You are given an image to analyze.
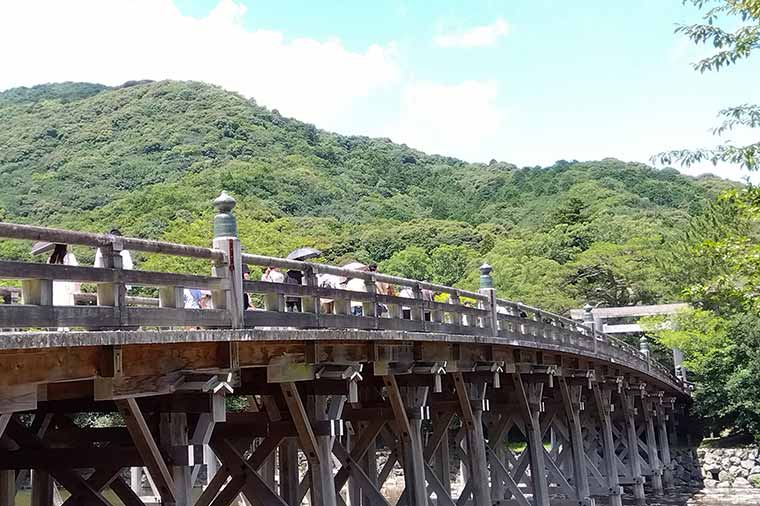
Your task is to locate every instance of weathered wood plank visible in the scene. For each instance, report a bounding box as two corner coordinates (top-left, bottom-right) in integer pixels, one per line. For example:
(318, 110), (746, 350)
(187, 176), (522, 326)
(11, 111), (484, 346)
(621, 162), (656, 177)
(115, 398), (176, 504)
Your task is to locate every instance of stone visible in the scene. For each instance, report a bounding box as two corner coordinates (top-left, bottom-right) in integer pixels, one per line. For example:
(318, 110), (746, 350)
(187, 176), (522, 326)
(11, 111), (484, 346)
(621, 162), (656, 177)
(717, 481), (732, 488)
(751, 466), (760, 475)
(703, 479), (718, 488)
(718, 470), (733, 482)
(729, 465), (742, 476)
(704, 463), (721, 473)
(734, 477), (752, 488)
(730, 456), (742, 465)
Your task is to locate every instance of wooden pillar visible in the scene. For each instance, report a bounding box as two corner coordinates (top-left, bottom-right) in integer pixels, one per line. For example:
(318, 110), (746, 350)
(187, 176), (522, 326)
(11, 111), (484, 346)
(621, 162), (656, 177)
(655, 400), (674, 490)
(383, 376), (427, 506)
(160, 413), (192, 506)
(453, 373), (490, 506)
(346, 430), (361, 506)
(279, 439), (299, 505)
(314, 396), (339, 506)
(515, 375), (550, 506)
(362, 427), (378, 506)
(620, 390), (645, 503)
(642, 397), (663, 495)
(0, 470), (14, 506)
(433, 424), (451, 499)
(558, 378), (592, 505)
(281, 383), (336, 506)
(592, 384), (622, 506)
(30, 471), (53, 506)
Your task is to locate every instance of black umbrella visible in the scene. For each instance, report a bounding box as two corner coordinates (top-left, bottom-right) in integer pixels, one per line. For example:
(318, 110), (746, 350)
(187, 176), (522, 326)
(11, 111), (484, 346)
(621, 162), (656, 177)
(287, 247), (322, 261)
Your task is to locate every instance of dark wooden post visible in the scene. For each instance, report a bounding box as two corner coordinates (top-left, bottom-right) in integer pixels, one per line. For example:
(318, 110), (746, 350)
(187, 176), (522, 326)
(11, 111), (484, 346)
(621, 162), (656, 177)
(453, 373), (490, 506)
(160, 413), (192, 506)
(642, 396), (664, 495)
(620, 388), (646, 503)
(383, 375), (427, 506)
(29, 471), (53, 506)
(514, 374), (550, 506)
(558, 377), (592, 505)
(280, 383), (337, 506)
(592, 383), (622, 506)
(279, 439), (299, 505)
(655, 399), (674, 490)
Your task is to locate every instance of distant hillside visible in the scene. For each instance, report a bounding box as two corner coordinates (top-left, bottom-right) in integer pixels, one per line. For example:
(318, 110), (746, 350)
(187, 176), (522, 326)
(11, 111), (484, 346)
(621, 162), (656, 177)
(0, 80), (740, 312)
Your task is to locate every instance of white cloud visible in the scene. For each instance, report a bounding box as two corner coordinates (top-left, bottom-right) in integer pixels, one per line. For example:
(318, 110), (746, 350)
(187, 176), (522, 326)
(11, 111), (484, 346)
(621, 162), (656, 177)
(385, 80), (505, 162)
(433, 18), (509, 48)
(0, 0), (400, 127)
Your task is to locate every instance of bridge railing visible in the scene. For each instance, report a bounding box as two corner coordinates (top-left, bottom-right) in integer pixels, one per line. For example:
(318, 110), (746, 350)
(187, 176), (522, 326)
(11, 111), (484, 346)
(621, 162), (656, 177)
(0, 222), (233, 329)
(241, 253), (492, 334)
(0, 192), (684, 392)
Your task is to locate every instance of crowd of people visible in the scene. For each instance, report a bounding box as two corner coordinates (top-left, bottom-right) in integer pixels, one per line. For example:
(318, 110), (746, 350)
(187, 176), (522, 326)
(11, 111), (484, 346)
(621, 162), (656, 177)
(32, 235), (448, 322)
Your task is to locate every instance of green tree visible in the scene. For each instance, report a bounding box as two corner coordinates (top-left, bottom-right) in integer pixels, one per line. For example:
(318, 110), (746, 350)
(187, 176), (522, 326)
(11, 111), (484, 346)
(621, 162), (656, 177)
(655, 0), (760, 170)
(379, 246), (432, 281)
(429, 244), (478, 286)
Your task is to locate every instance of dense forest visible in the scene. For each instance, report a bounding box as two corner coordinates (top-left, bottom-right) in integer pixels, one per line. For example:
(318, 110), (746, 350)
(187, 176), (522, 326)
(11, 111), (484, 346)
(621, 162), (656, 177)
(0, 80), (736, 307)
(0, 79), (756, 438)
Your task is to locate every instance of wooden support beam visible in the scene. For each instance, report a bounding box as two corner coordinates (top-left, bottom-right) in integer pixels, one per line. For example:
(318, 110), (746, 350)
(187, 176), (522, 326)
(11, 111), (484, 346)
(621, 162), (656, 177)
(654, 400), (674, 490)
(161, 413), (192, 506)
(619, 389), (645, 503)
(279, 439), (300, 506)
(642, 397), (663, 495)
(3, 418), (111, 506)
(452, 373), (490, 506)
(60, 467), (121, 506)
(115, 398), (177, 504)
(30, 471), (53, 506)
(514, 373), (550, 506)
(334, 419), (385, 491)
(396, 410), (455, 506)
(332, 443), (390, 506)
(110, 476), (148, 506)
(382, 375), (427, 506)
(280, 383), (336, 506)
(200, 433), (284, 506)
(558, 377), (592, 505)
(592, 383), (623, 506)
(212, 438), (288, 506)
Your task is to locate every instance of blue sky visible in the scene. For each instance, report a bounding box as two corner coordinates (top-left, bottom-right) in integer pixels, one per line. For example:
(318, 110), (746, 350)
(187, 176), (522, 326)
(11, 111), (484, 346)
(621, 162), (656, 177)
(2, 0), (758, 180)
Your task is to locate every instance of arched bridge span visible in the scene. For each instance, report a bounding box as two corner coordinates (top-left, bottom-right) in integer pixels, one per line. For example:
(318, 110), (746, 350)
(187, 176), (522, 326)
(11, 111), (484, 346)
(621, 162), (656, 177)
(0, 193), (690, 506)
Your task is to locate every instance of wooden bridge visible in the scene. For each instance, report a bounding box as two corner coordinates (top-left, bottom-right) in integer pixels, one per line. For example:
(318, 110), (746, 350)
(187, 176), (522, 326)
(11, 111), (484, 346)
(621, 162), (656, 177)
(0, 192), (690, 506)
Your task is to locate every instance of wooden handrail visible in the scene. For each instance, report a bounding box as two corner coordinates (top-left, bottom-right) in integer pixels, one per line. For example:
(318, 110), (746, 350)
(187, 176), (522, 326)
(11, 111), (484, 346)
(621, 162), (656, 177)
(0, 222), (225, 261)
(242, 253), (485, 300)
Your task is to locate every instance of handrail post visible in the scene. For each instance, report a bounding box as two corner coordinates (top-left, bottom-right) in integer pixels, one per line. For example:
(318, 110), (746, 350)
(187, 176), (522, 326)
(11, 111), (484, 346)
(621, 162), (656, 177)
(478, 263), (498, 335)
(640, 336), (651, 371)
(211, 192), (243, 329)
(97, 237), (126, 327)
(583, 304), (598, 354)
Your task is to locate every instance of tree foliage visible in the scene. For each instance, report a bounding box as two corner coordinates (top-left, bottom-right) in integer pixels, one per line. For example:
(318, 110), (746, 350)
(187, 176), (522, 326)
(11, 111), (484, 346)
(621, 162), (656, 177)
(654, 0), (760, 170)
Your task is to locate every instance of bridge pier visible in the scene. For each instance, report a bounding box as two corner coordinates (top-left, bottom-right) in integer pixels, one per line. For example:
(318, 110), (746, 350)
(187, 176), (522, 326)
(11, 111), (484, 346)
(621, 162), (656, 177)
(619, 388), (646, 504)
(641, 395), (664, 495)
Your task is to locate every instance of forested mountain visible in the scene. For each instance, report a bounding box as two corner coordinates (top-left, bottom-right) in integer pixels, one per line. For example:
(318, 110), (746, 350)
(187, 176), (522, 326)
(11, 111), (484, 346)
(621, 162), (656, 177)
(0, 80), (738, 313)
